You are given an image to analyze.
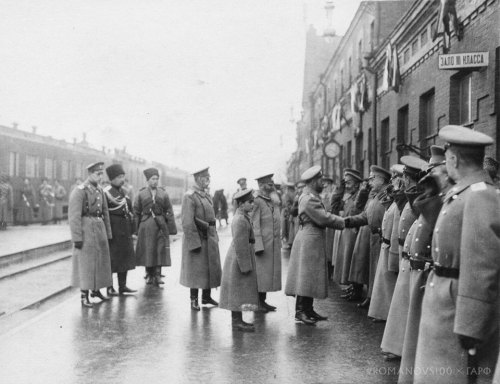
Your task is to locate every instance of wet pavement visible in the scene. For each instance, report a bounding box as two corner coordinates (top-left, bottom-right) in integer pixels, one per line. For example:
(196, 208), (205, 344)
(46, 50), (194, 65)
(0, 223), (400, 384)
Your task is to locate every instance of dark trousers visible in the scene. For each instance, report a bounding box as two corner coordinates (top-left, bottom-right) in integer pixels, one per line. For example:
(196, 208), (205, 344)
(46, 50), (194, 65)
(295, 295), (314, 312)
(146, 266), (161, 276)
(190, 288), (212, 300)
(117, 272), (127, 288)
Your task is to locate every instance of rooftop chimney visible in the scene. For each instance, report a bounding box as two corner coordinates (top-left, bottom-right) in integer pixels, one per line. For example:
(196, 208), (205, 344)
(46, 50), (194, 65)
(32, 126), (37, 134)
(12, 122), (18, 130)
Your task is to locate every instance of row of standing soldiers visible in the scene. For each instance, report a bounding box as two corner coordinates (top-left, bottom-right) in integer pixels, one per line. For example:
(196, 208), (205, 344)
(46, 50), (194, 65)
(324, 125), (500, 384)
(0, 176), (68, 228)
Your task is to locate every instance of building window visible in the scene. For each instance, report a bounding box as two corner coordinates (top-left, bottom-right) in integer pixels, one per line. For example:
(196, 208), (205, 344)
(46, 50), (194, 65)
(420, 29), (428, 46)
(397, 105), (409, 157)
(381, 118), (390, 169)
(411, 39), (419, 55)
(9, 152), (20, 177)
(370, 21), (375, 51)
(334, 79), (337, 103)
(26, 155), (40, 178)
(358, 40), (363, 71)
(430, 20), (438, 39)
(419, 89), (435, 149)
(348, 57), (352, 85)
(75, 162), (83, 179)
(347, 140), (352, 168)
(458, 73), (472, 125)
(403, 48), (410, 64)
(61, 160), (70, 180)
(368, 128), (373, 166)
(340, 69), (344, 94)
(45, 158), (56, 179)
(355, 134), (363, 172)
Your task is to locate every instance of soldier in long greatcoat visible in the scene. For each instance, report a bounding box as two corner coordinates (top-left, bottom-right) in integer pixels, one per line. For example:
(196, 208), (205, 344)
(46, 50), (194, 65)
(0, 175), (14, 230)
(104, 164), (137, 296)
(180, 167), (222, 311)
(368, 164), (404, 322)
(38, 178), (54, 225)
(69, 162), (113, 307)
(381, 156), (428, 361)
(219, 189), (259, 332)
(288, 181), (305, 245)
(414, 126), (500, 384)
(53, 180), (67, 223)
(252, 173), (282, 311)
(285, 166), (345, 325)
(332, 169), (365, 299)
(398, 147), (449, 383)
(134, 167), (175, 286)
(344, 165), (391, 308)
(16, 178), (36, 225)
(280, 182), (295, 250)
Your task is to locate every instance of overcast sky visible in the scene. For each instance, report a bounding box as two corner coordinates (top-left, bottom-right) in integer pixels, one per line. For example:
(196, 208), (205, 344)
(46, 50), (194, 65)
(0, 0), (361, 192)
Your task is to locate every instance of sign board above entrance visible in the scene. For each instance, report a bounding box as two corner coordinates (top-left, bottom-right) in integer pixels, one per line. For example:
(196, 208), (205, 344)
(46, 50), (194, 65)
(438, 52), (489, 70)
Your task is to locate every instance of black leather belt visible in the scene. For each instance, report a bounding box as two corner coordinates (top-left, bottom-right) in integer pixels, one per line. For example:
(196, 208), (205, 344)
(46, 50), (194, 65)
(433, 263), (459, 278)
(402, 252), (410, 260)
(208, 221), (216, 226)
(249, 239), (255, 244)
(398, 238), (405, 246)
(382, 237), (390, 245)
(409, 257), (433, 271)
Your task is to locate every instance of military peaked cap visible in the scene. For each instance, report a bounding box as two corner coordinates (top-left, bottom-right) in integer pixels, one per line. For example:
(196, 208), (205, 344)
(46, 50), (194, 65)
(295, 181), (306, 188)
(428, 145), (446, 170)
(301, 165), (322, 182)
(344, 168), (363, 181)
(439, 125), (493, 147)
(400, 156), (428, 176)
(234, 189), (254, 203)
(106, 164), (125, 181)
(255, 174), (274, 183)
(236, 177), (247, 184)
(143, 167), (159, 180)
(193, 167), (210, 178)
(370, 165), (391, 180)
(87, 162), (104, 173)
(390, 164), (405, 176)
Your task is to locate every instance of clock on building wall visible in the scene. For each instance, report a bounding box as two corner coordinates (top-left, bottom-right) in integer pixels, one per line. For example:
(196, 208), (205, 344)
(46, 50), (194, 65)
(323, 140), (340, 159)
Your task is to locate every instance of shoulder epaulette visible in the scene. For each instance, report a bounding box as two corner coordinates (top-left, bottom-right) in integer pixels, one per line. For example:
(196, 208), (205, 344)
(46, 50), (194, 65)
(185, 189), (194, 196)
(77, 184), (85, 190)
(104, 185), (112, 192)
(470, 182), (487, 192)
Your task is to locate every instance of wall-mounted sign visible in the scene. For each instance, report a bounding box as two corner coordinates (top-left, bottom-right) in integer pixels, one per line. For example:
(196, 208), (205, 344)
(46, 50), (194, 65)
(323, 140), (340, 159)
(438, 52), (489, 70)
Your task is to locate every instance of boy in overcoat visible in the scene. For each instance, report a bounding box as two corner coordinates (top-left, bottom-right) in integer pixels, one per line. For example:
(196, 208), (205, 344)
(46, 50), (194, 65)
(69, 162), (113, 307)
(219, 189), (259, 332)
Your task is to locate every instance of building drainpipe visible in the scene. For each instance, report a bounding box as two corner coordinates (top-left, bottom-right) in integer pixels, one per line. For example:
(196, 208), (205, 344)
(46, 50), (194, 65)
(372, 72), (378, 166)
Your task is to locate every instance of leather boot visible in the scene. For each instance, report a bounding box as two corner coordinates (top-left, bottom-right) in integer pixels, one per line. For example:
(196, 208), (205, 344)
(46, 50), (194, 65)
(201, 289), (218, 306)
(107, 286), (119, 297)
(118, 272), (137, 294)
(294, 296), (316, 325)
(232, 311), (255, 332)
(346, 284), (363, 301)
(258, 292), (276, 311)
(357, 297), (371, 308)
(81, 290), (93, 308)
(90, 289), (110, 301)
(190, 289), (200, 311)
(154, 267), (164, 285)
(307, 298), (328, 321)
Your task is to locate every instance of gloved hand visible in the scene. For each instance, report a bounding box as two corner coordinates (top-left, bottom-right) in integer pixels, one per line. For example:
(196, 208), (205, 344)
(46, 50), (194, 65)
(74, 241), (83, 249)
(192, 247), (202, 253)
(418, 173), (441, 197)
(255, 250), (264, 256)
(458, 334), (481, 351)
(344, 217), (353, 228)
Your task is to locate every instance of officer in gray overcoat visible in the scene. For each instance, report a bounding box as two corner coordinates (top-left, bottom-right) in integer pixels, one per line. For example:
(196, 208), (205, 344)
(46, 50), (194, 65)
(344, 165), (391, 308)
(104, 164), (137, 296)
(252, 173), (282, 311)
(285, 166), (345, 325)
(180, 167), (222, 311)
(69, 162), (113, 307)
(414, 126), (500, 384)
(219, 189), (259, 332)
(134, 167), (175, 286)
(381, 156), (427, 360)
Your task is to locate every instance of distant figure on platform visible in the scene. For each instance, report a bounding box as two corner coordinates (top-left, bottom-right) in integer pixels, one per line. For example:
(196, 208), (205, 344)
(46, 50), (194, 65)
(104, 164), (137, 296)
(252, 173), (282, 312)
(180, 167), (222, 311)
(232, 177), (248, 212)
(219, 189), (259, 332)
(280, 182), (295, 250)
(289, 181), (306, 244)
(16, 178), (36, 225)
(285, 166), (345, 325)
(69, 162), (113, 308)
(134, 168), (175, 286)
(0, 175), (14, 230)
(213, 189), (229, 227)
(53, 180), (67, 224)
(38, 178), (54, 225)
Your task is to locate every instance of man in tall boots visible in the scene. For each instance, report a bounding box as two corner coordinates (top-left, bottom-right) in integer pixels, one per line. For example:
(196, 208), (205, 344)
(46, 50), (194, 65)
(180, 167), (222, 310)
(252, 173), (282, 311)
(69, 162), (113, 307)
(134, 168), (175, 286)
(285, 166), (345, 325)
(104, 164), (137, 295)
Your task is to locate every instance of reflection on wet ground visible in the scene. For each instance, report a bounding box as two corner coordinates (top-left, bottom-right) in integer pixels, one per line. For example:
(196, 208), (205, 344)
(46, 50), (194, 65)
(0, 225), (398, 384)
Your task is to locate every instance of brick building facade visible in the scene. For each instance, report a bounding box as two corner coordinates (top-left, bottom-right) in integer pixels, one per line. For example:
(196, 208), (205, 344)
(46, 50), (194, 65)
(288, 0), (499, 181)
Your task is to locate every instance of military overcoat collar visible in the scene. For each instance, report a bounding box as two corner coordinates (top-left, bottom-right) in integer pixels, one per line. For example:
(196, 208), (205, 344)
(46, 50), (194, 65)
(444, 170), (493, 203)
(256, 192), (271, 201)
